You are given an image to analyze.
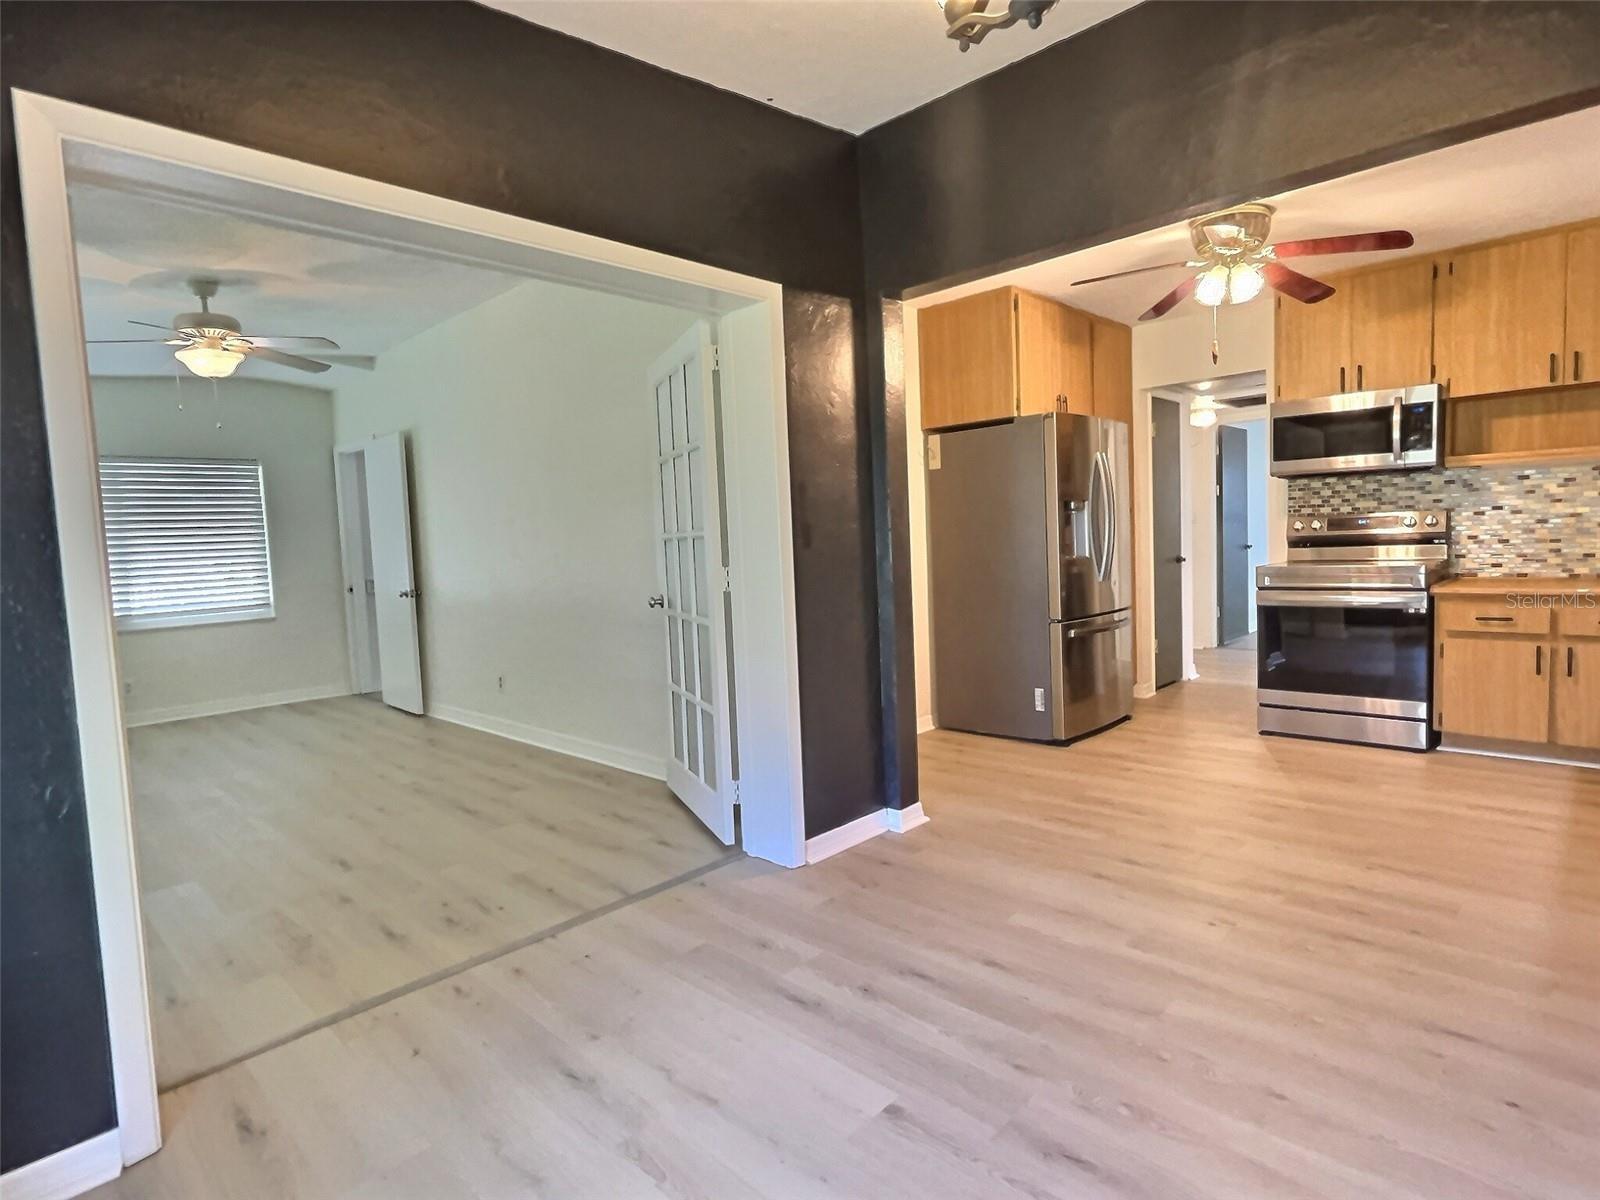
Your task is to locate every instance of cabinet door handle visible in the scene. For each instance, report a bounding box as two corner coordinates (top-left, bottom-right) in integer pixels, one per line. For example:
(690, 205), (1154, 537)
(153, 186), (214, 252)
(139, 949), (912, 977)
(1549, 352), (1559, 384)
(1535, 645), (1543, 676)
(1569, 645), (1576, 678)
(1339, 365), (1346, 393)
(1577, 350), (1585, 382)
(1356, 363), (1363, 390)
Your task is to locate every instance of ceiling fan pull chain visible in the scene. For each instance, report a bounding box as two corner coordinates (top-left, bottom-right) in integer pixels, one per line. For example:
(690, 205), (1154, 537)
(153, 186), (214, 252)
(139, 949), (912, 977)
(173, 368), (184, 413)
(1211, 303), (1220, 366)
(211, 377), (223, 430)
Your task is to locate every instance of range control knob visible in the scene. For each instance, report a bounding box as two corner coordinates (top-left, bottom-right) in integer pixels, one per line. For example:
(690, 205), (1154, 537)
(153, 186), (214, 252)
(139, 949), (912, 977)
(1424, 514), (1439, 527)
(1402, 515), (1418, 528)
(1292, 520), (1305, 532)
(1310, 519), (1323, 531)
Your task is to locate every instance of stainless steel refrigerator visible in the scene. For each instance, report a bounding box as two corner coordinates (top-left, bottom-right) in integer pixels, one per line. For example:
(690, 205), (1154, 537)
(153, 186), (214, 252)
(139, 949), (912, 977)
(927, 412), (1133, 743)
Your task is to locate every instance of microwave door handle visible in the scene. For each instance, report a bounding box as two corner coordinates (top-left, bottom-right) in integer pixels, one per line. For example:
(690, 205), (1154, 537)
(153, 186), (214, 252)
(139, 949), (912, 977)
(1391, 395), (1403, 461)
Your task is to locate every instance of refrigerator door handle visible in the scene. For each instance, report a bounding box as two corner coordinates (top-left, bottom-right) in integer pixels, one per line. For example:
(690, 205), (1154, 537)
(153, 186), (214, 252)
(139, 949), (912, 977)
(1089, 450), (1112, 581)
(1099, 449), (1117, 583)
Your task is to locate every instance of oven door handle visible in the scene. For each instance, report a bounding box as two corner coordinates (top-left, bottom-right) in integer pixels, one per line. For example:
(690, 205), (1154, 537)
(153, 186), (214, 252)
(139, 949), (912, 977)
(1257, 589), (1428, 613)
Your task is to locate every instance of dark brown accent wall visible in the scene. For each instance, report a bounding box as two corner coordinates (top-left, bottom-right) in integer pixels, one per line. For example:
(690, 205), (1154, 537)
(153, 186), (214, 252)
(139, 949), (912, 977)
(0, 0), (878, 1172)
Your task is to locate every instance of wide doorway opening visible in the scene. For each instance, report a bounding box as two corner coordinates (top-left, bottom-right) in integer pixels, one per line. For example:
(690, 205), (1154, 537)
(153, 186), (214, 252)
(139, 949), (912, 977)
(16, 91), (804, 1164)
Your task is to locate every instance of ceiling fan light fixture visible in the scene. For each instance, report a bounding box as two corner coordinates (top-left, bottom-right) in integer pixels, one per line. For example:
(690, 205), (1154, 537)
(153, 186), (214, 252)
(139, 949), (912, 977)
(175, 340), (245, 379)
(1193, 264), (1230, 308)
(1227, 262), (1265, 305)
(1189, 403), (1218, 429)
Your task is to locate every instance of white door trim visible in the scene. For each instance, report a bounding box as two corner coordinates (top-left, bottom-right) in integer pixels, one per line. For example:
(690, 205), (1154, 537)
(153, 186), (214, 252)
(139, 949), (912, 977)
(332, 445), (380, 695)
(11, 87), (807, 1179)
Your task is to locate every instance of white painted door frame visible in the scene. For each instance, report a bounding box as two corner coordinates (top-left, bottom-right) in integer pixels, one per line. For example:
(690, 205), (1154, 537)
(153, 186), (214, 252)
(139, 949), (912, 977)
(12, 88), (807, 1181)
(333, 444), (381, 695)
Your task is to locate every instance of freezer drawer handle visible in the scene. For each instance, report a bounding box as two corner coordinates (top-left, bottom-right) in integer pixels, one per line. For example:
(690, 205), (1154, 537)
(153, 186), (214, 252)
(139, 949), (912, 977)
(1059, 615), (1130, 639)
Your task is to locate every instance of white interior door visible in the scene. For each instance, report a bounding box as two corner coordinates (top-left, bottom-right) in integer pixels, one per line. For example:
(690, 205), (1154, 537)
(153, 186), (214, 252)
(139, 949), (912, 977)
(363, 432), (425, 715)
(650, 325), (735, 843)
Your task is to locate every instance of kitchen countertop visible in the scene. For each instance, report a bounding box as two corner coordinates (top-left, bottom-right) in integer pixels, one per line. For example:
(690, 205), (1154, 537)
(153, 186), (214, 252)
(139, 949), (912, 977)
(1432, 575), (1600, 596)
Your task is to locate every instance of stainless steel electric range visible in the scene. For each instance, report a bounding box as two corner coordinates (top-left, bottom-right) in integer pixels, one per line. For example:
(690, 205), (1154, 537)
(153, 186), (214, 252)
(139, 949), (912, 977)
(1256, 510), (1452, 751)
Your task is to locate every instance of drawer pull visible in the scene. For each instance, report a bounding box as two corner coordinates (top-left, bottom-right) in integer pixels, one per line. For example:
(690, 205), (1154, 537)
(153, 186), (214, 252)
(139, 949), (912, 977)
(1569, 646), (1576, 678)
(1474, 615), (1514, 623)
(1535, 645), (1543, 676)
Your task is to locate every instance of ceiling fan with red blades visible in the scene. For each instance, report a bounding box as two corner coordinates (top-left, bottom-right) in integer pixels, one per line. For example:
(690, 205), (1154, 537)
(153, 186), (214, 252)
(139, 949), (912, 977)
(1073, 204), (1415, 322)
(85, 278), (373, 380)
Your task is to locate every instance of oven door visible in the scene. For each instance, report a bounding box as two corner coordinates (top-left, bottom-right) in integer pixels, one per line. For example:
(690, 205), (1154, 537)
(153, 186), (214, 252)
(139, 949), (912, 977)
(1257, 589), (1431, 717)
(1270, 388), (1439, 477)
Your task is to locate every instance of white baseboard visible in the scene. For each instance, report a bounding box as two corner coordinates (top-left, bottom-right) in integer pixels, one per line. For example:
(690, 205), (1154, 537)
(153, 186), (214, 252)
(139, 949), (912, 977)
(124, 682), (352, 727)
(430, 704), (667, 781)
(916, 715), (937, 734)
(805, 803), (931, 864)
(0, 1130), (121, 1200)
(883, 801), (929, 833)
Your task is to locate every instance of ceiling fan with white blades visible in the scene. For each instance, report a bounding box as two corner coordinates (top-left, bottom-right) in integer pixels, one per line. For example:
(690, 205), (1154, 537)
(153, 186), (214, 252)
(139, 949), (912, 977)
(86, 278), (375, 378)
(1072, 205), (1414, 364)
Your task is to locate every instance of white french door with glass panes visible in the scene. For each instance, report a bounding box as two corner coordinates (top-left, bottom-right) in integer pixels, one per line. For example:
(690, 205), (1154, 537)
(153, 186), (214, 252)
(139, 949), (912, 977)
(649, 324), (735, 844)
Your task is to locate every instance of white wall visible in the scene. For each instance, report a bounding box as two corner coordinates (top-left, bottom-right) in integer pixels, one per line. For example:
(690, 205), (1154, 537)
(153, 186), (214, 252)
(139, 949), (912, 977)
(334, 280), (694, 777)
(1131, 299), (1278, 691)
(91, 375), (351, 723)
(1188, 412), (1269, 652)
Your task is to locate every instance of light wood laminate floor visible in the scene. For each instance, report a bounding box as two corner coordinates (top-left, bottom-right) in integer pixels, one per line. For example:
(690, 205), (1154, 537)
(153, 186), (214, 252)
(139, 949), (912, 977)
(100, 669), (1599, 1198)
(130, 696), (728, 1087)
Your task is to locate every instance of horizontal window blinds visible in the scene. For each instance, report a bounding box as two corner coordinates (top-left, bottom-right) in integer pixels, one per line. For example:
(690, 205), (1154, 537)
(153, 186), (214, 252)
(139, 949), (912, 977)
(97, 456), (274, 627)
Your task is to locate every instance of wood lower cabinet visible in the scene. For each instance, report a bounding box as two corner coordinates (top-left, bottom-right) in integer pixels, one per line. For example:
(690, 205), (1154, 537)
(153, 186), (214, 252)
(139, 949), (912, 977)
(1554, 640), (1600, 750)
(1436, 635), (1551, 743)
(1275, 288), (1349, 401)
(1435, 586), (1600, 756)
(1347, 259), (1435, 393)
(1436, 231), (1568, 398)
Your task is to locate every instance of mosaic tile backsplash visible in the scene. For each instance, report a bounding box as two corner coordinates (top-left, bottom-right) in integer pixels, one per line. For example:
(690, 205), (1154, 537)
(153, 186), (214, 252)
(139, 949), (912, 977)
(1287, 461), (1600, 576)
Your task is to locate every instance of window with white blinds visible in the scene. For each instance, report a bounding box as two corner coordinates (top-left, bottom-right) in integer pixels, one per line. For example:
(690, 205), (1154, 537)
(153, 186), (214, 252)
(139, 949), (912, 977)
(98, 456), (275, 630)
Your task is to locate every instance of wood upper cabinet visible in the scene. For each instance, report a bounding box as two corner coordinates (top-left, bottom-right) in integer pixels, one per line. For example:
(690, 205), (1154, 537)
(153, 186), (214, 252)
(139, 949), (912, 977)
(918, 287), (1097, 430)
(1565, 223), (1600, 386)
(1554, 640), (1600, 750)
(1016, 290), (1092, 416)
(1436, 635), (1551, 743)
(1275, 286), (1349, 401)
(918, 289), (1016, 430)
(1090, 317), (1133, 424)
(1436, 230), (1568, 397)
(1347, 259), (1435, 392)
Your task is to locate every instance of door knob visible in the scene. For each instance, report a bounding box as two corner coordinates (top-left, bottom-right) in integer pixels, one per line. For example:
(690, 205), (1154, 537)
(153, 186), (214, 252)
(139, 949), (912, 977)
(1174, 555), (1187, 564)
(647, 594), (666, 609)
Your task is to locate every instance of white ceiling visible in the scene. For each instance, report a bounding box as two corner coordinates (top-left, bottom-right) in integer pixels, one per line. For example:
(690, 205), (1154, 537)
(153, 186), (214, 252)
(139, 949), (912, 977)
(483, 0), (1136, 133)
(70, 184), (524, 383)
(916, 103), (1600, 325)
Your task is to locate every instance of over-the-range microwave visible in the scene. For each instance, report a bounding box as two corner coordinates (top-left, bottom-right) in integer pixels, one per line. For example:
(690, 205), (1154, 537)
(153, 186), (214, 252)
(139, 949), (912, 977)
(1270, 384), (1441, 477)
